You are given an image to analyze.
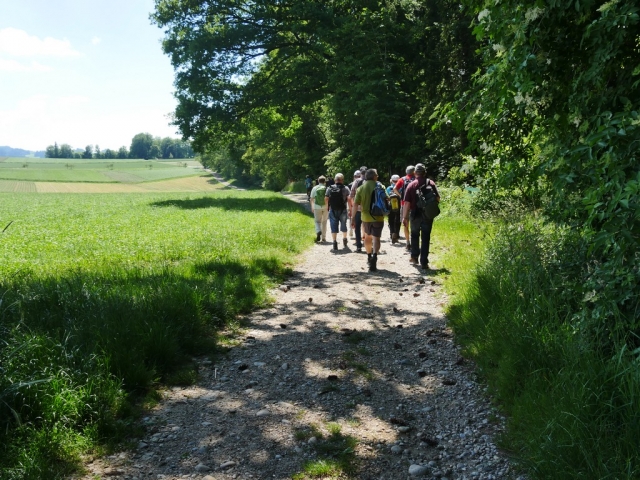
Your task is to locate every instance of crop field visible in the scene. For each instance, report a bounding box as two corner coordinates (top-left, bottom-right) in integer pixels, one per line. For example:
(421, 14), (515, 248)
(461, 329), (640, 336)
(0, 189), (313, 479)
(0, 157), (204, 183)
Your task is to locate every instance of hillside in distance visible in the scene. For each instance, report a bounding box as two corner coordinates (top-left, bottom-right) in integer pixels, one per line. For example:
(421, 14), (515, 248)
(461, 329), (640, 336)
(0, 146), (45, 157)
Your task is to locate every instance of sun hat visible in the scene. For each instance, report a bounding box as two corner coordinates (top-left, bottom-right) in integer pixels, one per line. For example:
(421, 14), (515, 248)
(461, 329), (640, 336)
(391, 174), (400, 182)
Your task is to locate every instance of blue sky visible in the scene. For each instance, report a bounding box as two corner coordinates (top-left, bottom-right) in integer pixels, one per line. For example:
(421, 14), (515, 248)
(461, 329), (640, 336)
(0, 0), (180, 152)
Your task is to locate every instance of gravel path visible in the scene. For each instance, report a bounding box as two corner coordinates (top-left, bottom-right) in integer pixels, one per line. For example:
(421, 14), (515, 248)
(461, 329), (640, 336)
(79, 194), (518, 480)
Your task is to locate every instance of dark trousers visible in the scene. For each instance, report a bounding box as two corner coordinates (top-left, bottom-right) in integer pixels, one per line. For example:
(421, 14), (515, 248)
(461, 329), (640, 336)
(354, 211), (362, 249)
(410, 214), (434, 266)
(388, 210), (401, 237)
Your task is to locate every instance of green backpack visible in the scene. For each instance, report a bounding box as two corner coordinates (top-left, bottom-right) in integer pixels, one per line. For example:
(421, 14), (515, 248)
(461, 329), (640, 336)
(314, 185), (327, 205)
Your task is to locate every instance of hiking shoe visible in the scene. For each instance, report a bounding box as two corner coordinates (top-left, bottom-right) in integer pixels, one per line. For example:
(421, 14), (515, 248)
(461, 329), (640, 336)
(356, 247), (363, 253)
(409, 257), (419, 264)
(392, 233), (399, 243)
(369, 256), (378, 272)
(405, 242), (411, 251)
(316, 232), (321, 242)
(421, 263), (429, 270)
(322, 237), (326, 242)
(333, 241), (338, 250)
(343, 238), (348, 247)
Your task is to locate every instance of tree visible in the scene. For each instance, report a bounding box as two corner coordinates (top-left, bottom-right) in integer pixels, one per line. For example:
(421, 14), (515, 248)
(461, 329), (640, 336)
(59, 144), (73, 158)
(130, 133), (154, 159)
(45, 145), (56, 158)
(153, 0), (479, 187)
(103, 148), (116, 159)
(149, 144), (161, 159)
(82, 145), (93, 159)
(94, 145), (102, 159)
(117, 146), (129, 159)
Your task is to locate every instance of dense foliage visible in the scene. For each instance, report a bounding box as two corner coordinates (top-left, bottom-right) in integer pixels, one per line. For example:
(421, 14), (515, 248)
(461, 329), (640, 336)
(455, 0), (640, 349)
(152, 0), (479, 187)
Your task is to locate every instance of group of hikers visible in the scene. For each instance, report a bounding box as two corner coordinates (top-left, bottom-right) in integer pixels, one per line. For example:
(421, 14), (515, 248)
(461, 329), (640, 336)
(304, 165), (440, 272)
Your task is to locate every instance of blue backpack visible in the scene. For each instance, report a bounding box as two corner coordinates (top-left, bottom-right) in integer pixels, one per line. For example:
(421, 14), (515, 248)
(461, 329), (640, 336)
(370, 182), (390, 217)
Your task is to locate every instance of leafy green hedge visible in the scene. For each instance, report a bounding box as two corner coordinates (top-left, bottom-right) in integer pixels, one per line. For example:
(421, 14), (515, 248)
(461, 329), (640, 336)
(448, 220), (640, 479)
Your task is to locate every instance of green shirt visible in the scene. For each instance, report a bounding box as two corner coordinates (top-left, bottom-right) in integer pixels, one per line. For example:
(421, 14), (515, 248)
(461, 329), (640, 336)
(354, 180), (386, 223)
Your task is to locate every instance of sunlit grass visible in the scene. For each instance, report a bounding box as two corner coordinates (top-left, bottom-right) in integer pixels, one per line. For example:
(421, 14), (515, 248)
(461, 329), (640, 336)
(0, 189), (313, 479)
(0, 158), (203, 183)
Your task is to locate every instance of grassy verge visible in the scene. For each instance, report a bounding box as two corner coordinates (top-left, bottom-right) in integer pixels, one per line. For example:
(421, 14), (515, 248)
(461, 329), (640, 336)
(282, 180), (307, 194)
(293, 422), (358, 479)
(436, 188), (640, 479)
(0, 190), (312, 479)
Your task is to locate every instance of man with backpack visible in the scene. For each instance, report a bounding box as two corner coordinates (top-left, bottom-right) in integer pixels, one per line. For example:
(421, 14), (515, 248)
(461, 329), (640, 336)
(402, 163), (440, 270)
(310, 176), (328, 242)
(354, 168), (388, 272)
(393, 165), (416, 251)
(324, 173), (351, 251)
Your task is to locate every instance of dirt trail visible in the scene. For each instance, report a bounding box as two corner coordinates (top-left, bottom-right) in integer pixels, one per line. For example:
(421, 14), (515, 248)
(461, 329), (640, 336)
(79, 194), (517, 480)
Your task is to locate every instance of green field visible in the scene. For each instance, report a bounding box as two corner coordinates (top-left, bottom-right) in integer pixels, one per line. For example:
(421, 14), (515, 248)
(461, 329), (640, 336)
(0, 189), (313, 479)
(0, 157), (204, 183)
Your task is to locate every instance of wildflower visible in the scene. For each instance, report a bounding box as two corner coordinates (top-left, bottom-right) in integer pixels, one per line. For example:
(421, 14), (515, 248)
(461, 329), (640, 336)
(524, 7), (544, 22)
(492, 43), (506, 54)
(478, 9), (490, 22)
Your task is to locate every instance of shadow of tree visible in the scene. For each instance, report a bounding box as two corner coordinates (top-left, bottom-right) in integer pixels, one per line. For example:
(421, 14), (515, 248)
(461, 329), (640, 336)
(150, 196), (308, 214)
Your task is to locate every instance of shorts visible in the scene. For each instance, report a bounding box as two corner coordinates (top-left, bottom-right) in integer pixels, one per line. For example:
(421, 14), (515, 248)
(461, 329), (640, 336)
(363, 221), (384, 238)
(329, 209), (348, 233)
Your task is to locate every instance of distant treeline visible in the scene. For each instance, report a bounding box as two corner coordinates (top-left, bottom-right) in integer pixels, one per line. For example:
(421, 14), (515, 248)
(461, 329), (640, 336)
(45, 133), (195, 160)
(0, 146), (45, 158)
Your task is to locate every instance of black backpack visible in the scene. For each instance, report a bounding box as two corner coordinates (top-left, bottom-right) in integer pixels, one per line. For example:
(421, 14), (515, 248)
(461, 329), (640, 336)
(416, 181), (440, 220)
(328, 184), (346, 212)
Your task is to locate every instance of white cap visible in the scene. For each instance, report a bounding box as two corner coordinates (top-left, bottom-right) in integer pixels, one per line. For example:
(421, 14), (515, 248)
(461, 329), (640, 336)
(354, 170), (362, 177)
(391, 174), (400, 182)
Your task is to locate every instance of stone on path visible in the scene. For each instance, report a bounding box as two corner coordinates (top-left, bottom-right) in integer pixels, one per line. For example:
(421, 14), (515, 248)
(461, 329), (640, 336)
(409, 464), (430, 476)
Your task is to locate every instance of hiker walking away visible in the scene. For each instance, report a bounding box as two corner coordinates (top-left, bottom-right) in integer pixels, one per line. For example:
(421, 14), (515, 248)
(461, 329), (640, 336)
(354, 168), (388, 272)
(348, 167), (367, 252)
(393, 165), (416, 251)
(325, 173), (351, 251)
(347, 172), (357, 238)
(305, 175), (313, 201)
(387, 174), (401, 243)
(310, 176), (328, 242)
(402, 163), (440, 270)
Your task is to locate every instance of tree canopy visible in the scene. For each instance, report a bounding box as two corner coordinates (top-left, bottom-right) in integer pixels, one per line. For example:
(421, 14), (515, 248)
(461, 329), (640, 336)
(152, 0), (479, 186)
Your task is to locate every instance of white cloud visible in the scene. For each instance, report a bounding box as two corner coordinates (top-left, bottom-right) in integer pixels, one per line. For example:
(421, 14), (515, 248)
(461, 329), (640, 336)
(91, 37), (101, 45)
(0, 27), (81, 57)
(0, 58), (52, 72)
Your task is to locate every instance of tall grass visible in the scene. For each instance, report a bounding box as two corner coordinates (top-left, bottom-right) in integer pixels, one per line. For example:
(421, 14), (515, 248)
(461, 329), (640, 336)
(0, 190), (312, 479)
(443, 209), (640, 479)
(282, 180), (307, 194)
